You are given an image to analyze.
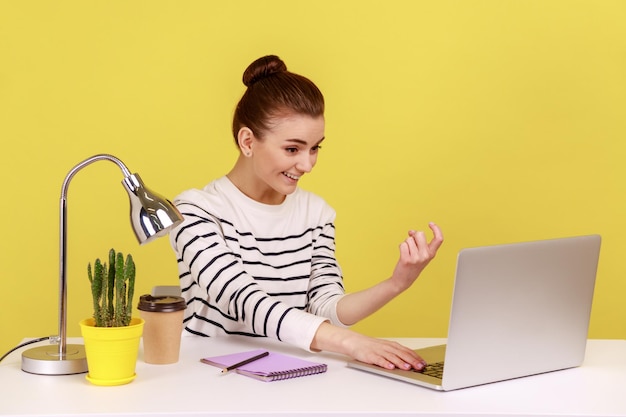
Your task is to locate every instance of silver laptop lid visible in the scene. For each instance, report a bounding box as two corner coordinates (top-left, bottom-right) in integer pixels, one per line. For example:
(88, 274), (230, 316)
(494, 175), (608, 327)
(441, 234), (601, 390)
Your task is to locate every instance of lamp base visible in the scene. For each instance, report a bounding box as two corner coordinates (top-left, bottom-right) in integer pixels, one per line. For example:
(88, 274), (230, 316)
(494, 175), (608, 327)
(21, 344), (88, 375)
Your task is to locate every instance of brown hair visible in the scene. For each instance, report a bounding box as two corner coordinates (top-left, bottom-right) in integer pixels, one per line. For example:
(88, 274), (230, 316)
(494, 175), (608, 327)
(232, 55), (325, 142)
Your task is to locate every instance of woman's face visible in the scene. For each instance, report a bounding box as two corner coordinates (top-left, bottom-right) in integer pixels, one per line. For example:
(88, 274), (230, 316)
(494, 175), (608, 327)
(248, 114), (325, 204)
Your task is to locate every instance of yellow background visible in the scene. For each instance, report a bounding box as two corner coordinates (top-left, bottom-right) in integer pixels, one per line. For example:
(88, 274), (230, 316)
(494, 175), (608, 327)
(1, 1), (625, 357)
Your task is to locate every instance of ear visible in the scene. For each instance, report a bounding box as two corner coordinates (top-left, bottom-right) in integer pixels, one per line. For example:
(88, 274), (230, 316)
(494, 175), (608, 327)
(237, 127), (254, 156)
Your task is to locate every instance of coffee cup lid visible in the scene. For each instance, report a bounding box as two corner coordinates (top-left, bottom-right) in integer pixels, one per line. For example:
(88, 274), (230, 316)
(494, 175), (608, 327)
(137, 294), (186, 312)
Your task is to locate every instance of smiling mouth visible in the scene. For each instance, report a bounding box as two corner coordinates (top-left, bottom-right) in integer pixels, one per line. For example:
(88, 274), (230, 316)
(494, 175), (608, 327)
(283, 172), (300, 181)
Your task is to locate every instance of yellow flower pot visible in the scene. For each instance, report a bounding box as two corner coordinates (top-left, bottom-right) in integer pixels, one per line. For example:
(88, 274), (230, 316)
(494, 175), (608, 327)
(79, 317), (145, 386)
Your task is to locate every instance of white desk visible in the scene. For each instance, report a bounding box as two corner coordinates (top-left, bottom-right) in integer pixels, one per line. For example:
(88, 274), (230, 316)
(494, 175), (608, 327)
(1, 337), (625, 417)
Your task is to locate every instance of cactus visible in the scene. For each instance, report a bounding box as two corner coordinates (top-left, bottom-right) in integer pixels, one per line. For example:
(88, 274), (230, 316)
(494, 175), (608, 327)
(87, 249), (136, 327)
(107, 249), (116, 322)
(125, 254), (135, 326)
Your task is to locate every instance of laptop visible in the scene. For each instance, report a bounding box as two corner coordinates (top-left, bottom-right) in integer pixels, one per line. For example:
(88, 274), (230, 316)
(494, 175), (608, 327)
(348, 234), (602, 391)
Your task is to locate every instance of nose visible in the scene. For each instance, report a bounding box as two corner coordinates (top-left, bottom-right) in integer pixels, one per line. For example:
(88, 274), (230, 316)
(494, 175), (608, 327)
(296, 152), (316, 173)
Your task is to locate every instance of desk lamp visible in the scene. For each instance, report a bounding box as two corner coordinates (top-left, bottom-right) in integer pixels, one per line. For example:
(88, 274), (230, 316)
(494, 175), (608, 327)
(21, 154), (184, 375)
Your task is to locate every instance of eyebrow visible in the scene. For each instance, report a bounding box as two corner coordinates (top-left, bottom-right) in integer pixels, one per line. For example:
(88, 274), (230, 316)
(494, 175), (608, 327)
(285, 137), (325, 146)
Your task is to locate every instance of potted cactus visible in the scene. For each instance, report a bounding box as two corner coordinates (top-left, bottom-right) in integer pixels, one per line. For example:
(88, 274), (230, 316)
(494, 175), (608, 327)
(79, 249), (145, 386)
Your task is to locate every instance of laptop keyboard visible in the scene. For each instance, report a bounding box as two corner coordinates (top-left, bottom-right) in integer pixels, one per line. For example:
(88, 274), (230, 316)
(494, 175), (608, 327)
(415, 361), (444, 379)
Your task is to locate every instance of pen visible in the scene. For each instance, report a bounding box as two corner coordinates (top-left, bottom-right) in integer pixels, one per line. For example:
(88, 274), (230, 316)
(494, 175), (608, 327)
(220, 351), (269, 374)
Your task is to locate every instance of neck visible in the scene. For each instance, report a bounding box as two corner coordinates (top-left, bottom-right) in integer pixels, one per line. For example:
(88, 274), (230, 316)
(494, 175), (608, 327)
(227, 157), (286, 205)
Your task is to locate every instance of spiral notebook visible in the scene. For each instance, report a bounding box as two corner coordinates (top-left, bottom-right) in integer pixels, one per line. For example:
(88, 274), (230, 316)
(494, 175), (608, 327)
(201, 349), (327, 382)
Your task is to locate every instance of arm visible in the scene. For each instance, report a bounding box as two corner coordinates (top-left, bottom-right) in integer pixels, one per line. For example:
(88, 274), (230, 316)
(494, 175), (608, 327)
(311, 223), (443, 370)
(336, 222), (443, 325)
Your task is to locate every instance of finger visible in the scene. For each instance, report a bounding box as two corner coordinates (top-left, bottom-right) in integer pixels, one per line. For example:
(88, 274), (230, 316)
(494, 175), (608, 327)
(412, 230), (428, 250)
(366, 348), (400, 370)
(393, 353), (427, 371)
(401, 234), (422, 260)
(370, 351), (408, 370)
(399, 240), (411, 260)
(384, 345), (427, 371)
(428, 222), (444, 251)
(401, 230), (420, 253)
(406, 231), (430, 260)
(428, 222), (443, 241)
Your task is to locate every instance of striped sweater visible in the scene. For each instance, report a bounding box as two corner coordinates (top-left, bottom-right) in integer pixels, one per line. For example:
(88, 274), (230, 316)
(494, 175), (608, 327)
(169, 176), (347, 351)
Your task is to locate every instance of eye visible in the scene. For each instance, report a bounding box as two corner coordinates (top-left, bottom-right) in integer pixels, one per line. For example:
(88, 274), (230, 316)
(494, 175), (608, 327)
(285, 147), (298, 153)
(311, 145), (322, 153)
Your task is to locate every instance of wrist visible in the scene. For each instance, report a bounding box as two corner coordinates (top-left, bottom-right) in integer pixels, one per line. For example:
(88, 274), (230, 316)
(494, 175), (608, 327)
(310, 322), (358, 356)
(385, 276), (408, 296)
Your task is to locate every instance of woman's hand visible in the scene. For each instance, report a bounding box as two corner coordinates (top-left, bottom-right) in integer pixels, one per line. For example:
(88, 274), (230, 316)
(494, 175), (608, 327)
(345, 332), (427, 371)
(390, 222), (444, 293)
(311, 323), (427, 371)
(335, 222), (444, 326)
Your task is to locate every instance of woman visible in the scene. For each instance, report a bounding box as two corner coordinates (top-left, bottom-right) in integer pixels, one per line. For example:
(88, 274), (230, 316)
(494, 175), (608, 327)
(170, 55), (443, 371)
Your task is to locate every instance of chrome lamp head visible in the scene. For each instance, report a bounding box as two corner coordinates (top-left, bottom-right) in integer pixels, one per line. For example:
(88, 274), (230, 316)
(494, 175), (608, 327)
(123, 173), (183, 245)
(21, 154), (183, 375)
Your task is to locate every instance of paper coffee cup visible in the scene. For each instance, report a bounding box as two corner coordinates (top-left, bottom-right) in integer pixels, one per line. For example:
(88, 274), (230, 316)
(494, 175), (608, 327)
(137, 294), (186, 364)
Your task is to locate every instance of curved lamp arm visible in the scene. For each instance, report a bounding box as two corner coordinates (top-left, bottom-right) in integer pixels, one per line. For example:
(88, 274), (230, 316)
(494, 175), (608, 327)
(22, 154), (183, 375)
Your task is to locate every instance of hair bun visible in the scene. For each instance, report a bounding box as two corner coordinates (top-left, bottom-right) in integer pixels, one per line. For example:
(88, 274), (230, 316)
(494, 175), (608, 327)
(242, 55), (287, 87)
